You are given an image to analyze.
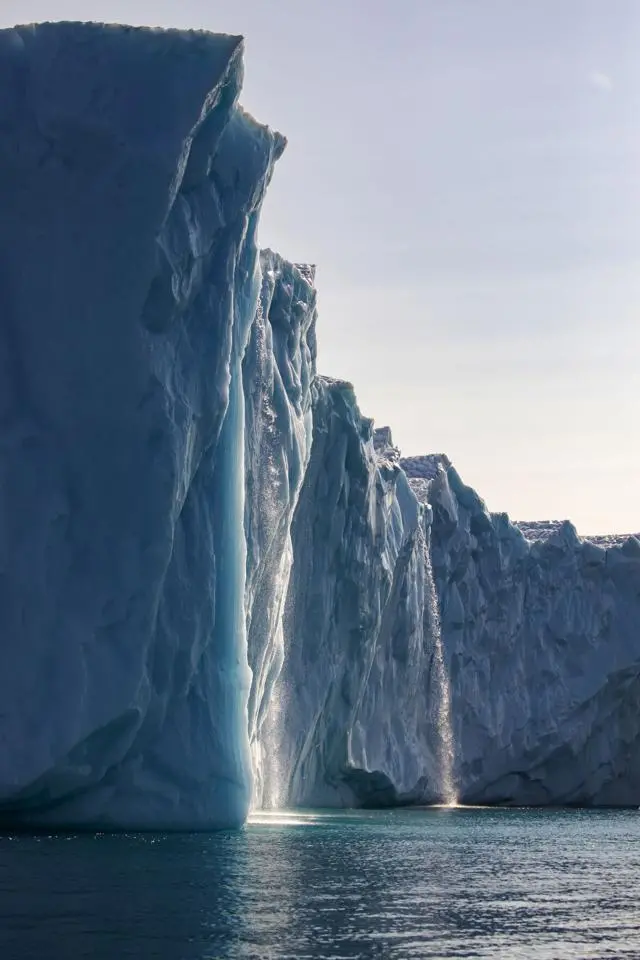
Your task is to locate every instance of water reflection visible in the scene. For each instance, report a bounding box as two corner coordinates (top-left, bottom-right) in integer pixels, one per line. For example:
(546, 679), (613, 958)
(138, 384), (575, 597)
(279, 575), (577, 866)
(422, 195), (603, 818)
(0, 808), (639, 959)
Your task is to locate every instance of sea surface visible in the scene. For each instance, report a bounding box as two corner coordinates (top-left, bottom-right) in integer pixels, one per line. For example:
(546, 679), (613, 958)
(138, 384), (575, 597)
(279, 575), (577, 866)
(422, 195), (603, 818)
(0, 807), (639, 959)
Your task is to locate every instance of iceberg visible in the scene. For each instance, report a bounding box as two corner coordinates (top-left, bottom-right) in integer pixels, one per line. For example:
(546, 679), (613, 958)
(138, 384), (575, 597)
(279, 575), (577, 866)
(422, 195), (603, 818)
(1, 20), (638, 827)
(0, 22), (283, 828)
(275, 387), (445, 807)
(409, 458), (640, 806)
(269, 428), (640, 809)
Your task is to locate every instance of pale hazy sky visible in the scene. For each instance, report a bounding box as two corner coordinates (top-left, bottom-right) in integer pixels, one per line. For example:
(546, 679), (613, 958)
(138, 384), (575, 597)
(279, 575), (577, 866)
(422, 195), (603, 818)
(1, 1), (638, 533)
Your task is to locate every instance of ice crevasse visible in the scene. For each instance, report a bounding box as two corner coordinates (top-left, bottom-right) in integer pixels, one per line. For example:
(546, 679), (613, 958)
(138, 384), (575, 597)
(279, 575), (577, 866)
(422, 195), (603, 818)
(1, 21), (639, 828)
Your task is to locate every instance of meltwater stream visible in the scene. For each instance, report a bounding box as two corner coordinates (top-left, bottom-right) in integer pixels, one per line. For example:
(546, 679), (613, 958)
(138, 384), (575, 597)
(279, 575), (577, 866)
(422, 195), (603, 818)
(2, 808), (639, 959)
(423, 533), (458, 806)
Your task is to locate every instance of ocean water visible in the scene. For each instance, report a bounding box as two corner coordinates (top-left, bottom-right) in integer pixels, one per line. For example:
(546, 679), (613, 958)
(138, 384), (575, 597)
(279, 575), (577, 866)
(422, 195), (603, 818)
(1, 807), (639, 959)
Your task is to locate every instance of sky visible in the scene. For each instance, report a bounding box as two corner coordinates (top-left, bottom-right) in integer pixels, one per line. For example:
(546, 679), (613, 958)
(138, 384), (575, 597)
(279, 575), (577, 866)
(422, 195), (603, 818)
(1, 0), (638, 534)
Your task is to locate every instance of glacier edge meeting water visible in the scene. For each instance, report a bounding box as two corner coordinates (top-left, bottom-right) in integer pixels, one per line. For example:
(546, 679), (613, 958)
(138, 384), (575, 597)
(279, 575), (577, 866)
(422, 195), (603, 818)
(0, 21), (284, 829)
(0, 21), (638, 830)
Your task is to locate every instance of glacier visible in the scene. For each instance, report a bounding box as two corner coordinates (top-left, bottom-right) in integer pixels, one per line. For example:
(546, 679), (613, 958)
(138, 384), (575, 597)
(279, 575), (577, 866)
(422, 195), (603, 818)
(1, 21), (639, 829)
(408, 456), (640, 806)
(243, 251), (316, 808)
(273, 423), (640, 808)
(274, 391), (448, 808)
(0, 21), (285, 828)
(267, 428), (640, 808)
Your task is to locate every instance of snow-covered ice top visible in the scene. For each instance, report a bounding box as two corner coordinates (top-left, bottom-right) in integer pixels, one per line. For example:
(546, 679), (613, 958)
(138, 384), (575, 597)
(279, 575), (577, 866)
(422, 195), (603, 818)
(401, 454), (451, 480)
(373, 426), (402, 467)
(515, 520), (640, 549)
(403, 455), (636, 548)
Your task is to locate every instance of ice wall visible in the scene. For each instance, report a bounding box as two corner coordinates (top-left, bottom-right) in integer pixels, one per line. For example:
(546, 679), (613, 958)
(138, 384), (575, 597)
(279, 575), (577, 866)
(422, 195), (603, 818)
(277, 385), (445, 807)
(1, 21), (637, 825)
(243, 251), (316, 807)
(273, 393), (640, 809)
(404, 457), (640, 806)
(0, 22), (283, 828)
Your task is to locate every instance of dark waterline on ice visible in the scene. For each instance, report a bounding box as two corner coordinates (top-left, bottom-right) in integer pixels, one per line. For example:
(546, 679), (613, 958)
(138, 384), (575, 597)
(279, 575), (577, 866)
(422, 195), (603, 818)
(1, 807), (639, 959)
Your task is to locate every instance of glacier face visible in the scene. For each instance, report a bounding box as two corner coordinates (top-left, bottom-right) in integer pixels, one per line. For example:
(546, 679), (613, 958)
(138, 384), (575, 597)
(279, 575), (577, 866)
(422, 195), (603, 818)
(243, 251), (316, 808)
(272, 427), (640, 809)
(1, 21), (638, 828)
(275, 388), (447, 807)
(0, 22), (284, 828)
(404, 457), (640, 806)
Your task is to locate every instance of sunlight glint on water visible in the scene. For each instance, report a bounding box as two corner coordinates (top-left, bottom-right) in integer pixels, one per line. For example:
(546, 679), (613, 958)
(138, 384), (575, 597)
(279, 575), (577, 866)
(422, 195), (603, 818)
(2, 808), (639, 959)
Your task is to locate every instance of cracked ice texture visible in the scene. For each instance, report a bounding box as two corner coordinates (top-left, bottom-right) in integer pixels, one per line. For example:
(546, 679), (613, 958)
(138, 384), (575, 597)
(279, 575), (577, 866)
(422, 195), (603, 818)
(404, 456), (640, 806)
(1, 21), (638, 827)
(277, 387), (445, 807)
(0, 21), (283, 828)
(243, 250), (317, 807)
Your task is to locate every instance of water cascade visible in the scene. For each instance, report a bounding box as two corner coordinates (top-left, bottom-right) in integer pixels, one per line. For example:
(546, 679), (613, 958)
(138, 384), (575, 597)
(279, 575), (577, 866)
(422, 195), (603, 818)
(249, 539), (290, 811)
(244, 255), (317, 812)
(423, 531), (458, 806)
(247, 438), (290, 811)
(260, 671), (285, 809)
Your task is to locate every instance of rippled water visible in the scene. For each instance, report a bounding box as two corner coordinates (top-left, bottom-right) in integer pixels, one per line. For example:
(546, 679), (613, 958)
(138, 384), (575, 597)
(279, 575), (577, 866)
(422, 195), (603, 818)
(1, 807), (639, 959)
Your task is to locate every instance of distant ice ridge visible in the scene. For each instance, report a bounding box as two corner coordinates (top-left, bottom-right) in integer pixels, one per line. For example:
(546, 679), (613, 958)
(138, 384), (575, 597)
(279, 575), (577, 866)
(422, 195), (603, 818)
(515, 520), (640, 549)
(402, 456), (640, 806)
(0, 22), (285, 829)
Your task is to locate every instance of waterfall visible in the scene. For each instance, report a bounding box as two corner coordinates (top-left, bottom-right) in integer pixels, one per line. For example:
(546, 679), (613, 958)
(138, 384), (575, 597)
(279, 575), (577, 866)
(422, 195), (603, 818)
(248, 499), (291, 812)
(247, 408), (296, 811)
(423, 532), (458, 806)
(261, 670), (284, 809)
(254, 536), (291, 811)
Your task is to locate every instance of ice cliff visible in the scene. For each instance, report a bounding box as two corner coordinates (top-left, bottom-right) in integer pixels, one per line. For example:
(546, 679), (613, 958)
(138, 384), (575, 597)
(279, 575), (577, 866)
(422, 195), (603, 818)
(406, 458), (640, 806)
(273, 430), (640, 808)
(243, 251), (316, 808)
(274, 392), (447, 807)
(1, 22), (638, 828)
(0, 22), (285, 828)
